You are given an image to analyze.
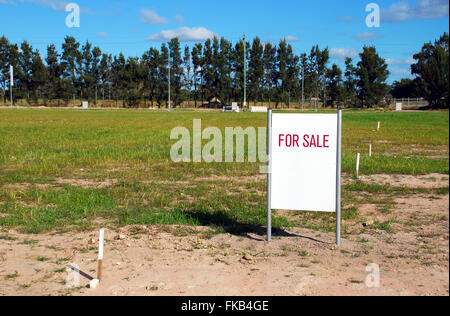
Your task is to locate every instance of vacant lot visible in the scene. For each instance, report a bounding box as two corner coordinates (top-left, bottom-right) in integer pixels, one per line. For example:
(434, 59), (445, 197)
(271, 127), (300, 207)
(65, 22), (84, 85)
(0, 108), (448, 296)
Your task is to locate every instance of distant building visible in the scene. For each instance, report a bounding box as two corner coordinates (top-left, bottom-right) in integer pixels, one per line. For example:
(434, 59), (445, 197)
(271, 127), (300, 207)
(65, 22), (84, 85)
(203, 97), (223, 109)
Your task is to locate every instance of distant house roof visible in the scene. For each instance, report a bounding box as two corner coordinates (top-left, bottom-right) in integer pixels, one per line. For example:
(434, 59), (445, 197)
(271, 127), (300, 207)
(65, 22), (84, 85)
(202, 97), (223, 108)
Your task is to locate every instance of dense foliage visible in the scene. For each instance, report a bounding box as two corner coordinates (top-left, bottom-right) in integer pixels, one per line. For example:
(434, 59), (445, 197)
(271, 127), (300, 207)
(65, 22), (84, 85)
(411, 33), (449, 109)
(0, 34), (447, 108)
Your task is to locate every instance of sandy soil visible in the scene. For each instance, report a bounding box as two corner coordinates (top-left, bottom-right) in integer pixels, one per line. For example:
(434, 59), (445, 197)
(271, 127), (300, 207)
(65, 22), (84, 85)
(356, 173), (449, 189)
(0, 175), (448, 296)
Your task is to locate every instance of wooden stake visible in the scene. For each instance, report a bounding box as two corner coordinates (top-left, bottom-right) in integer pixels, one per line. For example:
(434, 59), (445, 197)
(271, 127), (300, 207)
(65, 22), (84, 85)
(97, 260), (103, 282)
(369, 144), (372, 157)
(97, 228), (105, 282)
(377, 122), (380, 132)
(356, 153), (361, 178)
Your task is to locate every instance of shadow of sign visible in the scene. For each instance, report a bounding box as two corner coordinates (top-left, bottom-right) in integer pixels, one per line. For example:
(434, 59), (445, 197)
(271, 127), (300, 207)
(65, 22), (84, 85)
(182, 209), (331, 244)
(66, 264), (95, 281)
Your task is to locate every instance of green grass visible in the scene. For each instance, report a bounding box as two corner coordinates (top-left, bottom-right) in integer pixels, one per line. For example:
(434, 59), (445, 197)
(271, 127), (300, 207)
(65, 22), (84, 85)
(0, 235), (17, 241)
(345, 181), (449, 195)
(36, 256), (50, 262)
(299, 250), (309, 257)
(5, 271), (19, 280)
(350, 279), (364, 284)
(0, 108), (448, 233)
(371, 221), (395, 233)
(18, 239), (38, 245)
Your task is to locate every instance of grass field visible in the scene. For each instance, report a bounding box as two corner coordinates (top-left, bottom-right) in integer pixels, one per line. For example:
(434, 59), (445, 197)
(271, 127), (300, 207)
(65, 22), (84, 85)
(0, 108), (448, 234)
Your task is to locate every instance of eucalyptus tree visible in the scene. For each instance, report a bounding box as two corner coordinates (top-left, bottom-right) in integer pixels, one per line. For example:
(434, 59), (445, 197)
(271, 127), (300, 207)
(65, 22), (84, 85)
(30, 52), (47, 104)
(277, 40), (299, 107)
(0, 36), (10, 105)
(123, 56), (146, 107)
(390, 79), (420, 99)
(307, 45), (329, 103)
(80, 41), (94, 102)
(91, 46), (102, 105)
(219, 37), (233, 104)
(191, 43), (203, 107)
(263, 42), (278, 107)
(99, 53), (112, 102)
(248, 37), (264, 105)
(156, 44), (169, 108)
(45, 44), (62, 104)
(7, 43), (21, 104)
(356, 46), (389, 108)
(142, 47), (160, 107)
(285, 44), (300, 107)
(183, 45), (192, 105)
(202, 39), (214, 102)
(168, 38), (183, 107)
(111, 53), (126, 106)
(61, 36), (81, 103)
(411, 32), (449, 108)
(19, 41), (35, 102)
(343, 57), (358, 107)
(325, 63), (344, 107)
(211, 37), (221, 101)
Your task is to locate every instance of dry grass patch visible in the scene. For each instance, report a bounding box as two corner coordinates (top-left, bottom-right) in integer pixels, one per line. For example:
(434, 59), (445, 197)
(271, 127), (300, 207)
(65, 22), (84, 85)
(54, 178), (118, 189)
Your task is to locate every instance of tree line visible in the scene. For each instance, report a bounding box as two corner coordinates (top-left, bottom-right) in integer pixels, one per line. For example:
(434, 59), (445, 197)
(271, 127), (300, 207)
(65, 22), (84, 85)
(390, 33), (448, 109)
(0, 33), (448, 109)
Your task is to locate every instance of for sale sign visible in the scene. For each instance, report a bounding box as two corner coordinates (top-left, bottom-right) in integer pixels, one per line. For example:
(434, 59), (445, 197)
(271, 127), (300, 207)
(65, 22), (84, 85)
(270, 114), (338, 213)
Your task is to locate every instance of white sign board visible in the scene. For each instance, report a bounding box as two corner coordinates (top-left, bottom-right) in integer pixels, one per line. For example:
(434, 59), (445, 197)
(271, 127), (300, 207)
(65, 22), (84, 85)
(270, 114), (338, 212)
(10, 65), (13, 87)
(82, 101), (89, 109)
(395, 103), (402, 111)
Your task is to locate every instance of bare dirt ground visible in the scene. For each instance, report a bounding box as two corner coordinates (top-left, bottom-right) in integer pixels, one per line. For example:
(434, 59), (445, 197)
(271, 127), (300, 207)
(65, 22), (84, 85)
(0, 174), (448, 296)
(356, 173), (449, 189)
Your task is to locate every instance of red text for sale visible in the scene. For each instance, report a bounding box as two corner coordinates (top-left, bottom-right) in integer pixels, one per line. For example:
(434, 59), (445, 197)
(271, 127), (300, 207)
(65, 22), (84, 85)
(278, 134), (330, 148)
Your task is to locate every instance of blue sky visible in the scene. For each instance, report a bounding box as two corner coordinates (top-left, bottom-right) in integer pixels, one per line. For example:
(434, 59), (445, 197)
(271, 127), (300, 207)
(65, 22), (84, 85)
(0, 0), (448, 82)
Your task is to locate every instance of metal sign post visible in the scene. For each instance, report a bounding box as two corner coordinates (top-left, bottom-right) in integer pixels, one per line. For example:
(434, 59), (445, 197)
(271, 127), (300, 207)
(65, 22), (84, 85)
(10, 65), (13, 107)
(266, 108), (342, 246)
(267, 109), (273, 242)
(243, 33), (247, 112)
(301, 66), (304, 111)
(168, 48), (171, 113)
(336, 108), (342, 246)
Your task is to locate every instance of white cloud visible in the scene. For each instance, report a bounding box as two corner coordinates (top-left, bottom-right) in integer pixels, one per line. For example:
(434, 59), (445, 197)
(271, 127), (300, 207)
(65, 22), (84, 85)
(283, 35), (299, 42)
(96, 32), (108, 38)
(174, 14), (184, 24)
(383, 0), (449, 23)
(15, 0), (95, 14)
(330, 47), (359, 60)
(337, 16), (353, 23)
(386, 57), (415, 65)
(19, 0), (67, 11)
(147, 27), (218, 42)
(352, 31), (383, 42)
(140, 9), (168, 25)
(390, 67), (414, 78)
